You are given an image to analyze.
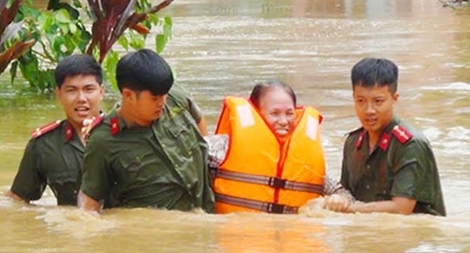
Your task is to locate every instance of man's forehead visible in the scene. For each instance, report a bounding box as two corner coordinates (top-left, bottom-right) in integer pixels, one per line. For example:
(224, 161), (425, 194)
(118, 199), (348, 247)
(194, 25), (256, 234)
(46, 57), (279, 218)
(353, 85), (394, 95)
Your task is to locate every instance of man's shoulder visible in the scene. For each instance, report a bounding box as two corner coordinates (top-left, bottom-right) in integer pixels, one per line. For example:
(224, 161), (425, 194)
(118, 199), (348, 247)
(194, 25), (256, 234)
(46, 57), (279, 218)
(345, 127), (364, 138)
(30, 120), (64, 139)
(392, 119), (429, 145)
(88, 114), (114, 138)
(168, 83), (191, 106)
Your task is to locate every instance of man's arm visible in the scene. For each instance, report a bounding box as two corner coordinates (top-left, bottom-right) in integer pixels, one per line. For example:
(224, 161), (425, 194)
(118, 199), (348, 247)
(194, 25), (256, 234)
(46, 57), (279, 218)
(347, 196), (416, 214)
(323, 174), (355, 212)
(197, 116), (208, 136)
(77, 190), (101, 212)
(9, 140), (46, 203)
(79, 128), (111, 212)
(353, 140), (435, 215)
(5, 191), (26, 202)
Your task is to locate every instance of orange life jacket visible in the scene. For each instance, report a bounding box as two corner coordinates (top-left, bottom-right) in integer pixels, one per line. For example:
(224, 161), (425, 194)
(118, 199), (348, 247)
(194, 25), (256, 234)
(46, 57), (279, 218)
(214, 97), (326, 214)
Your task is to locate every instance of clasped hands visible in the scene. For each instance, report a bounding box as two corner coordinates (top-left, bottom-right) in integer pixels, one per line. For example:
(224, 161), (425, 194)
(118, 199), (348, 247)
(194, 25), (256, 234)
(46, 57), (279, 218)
(322, 194), (355, 213)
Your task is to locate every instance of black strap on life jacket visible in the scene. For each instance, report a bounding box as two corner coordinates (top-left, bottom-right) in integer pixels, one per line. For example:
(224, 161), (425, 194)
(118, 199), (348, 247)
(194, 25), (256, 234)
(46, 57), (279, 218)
(216, 193), (299, 214)
(215, 169), (324, 195)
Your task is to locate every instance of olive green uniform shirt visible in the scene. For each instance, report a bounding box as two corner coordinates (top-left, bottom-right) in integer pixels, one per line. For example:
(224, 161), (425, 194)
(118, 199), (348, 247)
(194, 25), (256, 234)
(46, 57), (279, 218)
(81, 85), (215, 212)
(340, 116), (446, 216)
(10, 121), (84, 205)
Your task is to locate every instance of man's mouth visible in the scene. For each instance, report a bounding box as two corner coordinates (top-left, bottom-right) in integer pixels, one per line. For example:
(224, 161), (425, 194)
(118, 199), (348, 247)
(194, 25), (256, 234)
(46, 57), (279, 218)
(75, 106), (90, 117)
(364, 118), (377, 125)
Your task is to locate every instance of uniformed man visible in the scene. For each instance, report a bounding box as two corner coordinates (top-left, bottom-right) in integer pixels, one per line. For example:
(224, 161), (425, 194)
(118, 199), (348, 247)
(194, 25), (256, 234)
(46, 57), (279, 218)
(324, 58), (446, 216)
(78, 49), (215, 213)
(6, 54), (104, 205)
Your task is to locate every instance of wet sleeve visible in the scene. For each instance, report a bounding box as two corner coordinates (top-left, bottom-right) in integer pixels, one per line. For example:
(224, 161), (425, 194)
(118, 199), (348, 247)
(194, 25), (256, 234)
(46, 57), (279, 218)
(170, 83), (203, 123)
(80, 133), (112, 202)
(390, 140), (436, 204)
(10, 139), (46, 201)
(323, 174), (338, 195)
(204, 134), (229, 167)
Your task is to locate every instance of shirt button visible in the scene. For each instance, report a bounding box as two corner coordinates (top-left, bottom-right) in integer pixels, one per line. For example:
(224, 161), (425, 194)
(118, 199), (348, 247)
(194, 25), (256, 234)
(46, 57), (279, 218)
(366, 185), (370, 189)
(186, 183), (192, 190)
(366, 165), (370, 169)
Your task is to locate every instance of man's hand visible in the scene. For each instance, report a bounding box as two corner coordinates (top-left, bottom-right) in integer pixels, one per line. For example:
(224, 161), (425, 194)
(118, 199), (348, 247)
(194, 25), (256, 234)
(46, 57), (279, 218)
(323, 193), (351, 212)
(81, 117), (96, 142)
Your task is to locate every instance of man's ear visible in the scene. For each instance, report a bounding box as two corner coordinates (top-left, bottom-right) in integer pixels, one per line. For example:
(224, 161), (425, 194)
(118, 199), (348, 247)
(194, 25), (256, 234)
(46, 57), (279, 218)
(121, 88), (134, 101)
(392, 92), (399, 103)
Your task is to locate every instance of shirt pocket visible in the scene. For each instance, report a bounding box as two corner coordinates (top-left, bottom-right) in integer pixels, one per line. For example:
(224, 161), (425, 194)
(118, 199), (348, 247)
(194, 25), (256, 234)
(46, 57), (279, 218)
(44, 151), (80, 186)
(165, 112), (199, 155)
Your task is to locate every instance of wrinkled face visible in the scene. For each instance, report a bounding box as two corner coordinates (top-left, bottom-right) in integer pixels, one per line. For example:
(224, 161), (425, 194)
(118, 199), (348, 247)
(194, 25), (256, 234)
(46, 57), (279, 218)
(259, 87), (296, 141)
(55, 75), (104, 130)
(353, 84), (398, 137)
(128, 89), (167, 125)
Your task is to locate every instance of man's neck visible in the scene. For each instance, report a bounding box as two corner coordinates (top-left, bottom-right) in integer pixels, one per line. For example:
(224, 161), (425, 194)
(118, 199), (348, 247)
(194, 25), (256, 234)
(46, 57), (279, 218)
(368, 132), (380, 152)
(117, 105), (152, 127)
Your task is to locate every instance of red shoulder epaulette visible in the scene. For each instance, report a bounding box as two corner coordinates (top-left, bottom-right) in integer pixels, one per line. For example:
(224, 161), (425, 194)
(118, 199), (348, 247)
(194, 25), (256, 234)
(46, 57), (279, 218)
(83, 114), (105, 140)
(90, 113), (105, 130)
(392, 125), (413, 144)
(31, 120), (62, 139)
(355, 130), (365, 148)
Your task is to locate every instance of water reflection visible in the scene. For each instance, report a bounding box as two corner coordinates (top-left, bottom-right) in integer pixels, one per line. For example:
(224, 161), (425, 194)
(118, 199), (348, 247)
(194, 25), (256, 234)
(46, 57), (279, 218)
(1, 0), (470, 252)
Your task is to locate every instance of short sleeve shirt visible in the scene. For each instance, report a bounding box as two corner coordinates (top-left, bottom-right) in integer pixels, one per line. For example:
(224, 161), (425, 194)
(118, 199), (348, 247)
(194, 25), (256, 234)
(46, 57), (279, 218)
(81, 89), (215, 212)
(340, 116), (446, 216)
(10, 121), (84, 205)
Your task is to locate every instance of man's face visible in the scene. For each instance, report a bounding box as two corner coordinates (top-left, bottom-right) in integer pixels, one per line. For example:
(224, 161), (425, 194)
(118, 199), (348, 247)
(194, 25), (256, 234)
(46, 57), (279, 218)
(55, 75), (104, 129)
(353, 84), (398, 136)
(130, 90), (167, 125)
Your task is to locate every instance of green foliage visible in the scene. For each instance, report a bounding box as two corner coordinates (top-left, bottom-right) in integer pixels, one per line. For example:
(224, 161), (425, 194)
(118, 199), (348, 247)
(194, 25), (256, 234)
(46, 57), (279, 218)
(0, 0), (36, 75)
(1, 0), (174, 93)
(10, 4), (91, 91)
(156, 16), (173, 53)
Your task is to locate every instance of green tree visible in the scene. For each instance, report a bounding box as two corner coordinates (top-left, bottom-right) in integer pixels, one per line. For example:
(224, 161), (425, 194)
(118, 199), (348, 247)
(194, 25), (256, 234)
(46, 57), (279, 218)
(1, 0), (174, 93)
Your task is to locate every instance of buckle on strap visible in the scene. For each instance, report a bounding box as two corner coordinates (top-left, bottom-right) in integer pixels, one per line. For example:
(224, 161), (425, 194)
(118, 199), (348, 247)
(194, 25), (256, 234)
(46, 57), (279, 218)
(268, 177), (286, 189)
(267, 203), (297, 214)
(267, 203), (284, 213)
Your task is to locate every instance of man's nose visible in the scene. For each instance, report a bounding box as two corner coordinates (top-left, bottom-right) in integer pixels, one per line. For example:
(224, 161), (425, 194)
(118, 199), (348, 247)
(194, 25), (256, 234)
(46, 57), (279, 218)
(77, 91), (87, 101)
(365, 102), (376, 114)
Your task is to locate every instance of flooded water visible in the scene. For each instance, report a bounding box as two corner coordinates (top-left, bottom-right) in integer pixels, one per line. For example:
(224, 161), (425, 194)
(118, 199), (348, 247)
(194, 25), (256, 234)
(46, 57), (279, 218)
(1, 0), (470, 252)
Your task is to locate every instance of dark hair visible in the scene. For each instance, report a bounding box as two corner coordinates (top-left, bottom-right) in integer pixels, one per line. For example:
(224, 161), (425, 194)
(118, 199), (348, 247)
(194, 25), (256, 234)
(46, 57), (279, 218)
(249, 80), (297, 108)
(54, 54), (103, 88)
(351, 58), (398, 93)
(116, 49), (174, 96)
